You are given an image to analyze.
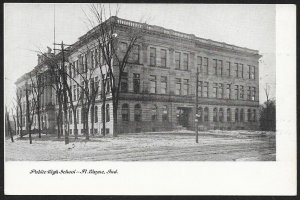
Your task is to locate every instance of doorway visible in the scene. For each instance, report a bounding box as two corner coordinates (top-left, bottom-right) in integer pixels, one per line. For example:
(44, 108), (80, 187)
(176, 107), (191, 128)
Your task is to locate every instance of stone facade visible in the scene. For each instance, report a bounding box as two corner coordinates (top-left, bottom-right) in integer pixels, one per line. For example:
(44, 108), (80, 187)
(15, 17), (260, 136)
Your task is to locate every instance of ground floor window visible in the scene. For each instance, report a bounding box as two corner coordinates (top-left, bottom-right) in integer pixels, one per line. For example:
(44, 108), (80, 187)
(134, 104), (142, 122)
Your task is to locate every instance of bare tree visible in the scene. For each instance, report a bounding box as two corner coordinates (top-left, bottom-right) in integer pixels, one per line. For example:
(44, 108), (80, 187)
(15, 89), (23, 137)
(5, 106), (14, 142)
(24, 81), (37, 144)
(86, 4), (144, 136)
(29, 70), (45, 138)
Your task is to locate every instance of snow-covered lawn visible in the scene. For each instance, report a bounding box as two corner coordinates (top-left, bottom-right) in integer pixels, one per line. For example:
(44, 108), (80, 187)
(5, 130), (276, 161)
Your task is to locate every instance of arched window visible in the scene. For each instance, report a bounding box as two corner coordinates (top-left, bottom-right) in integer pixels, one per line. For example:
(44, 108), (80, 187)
(253, 109), (257, 122)
(121, 104), (129, 121)
(151, 105), (158, 121)
(247, 109), (251, 122)
(106, 104), (110, 122)
(162, 105), (168, 122)
(95, 106), (98, 123)
(134, 104), (142, 122)
(240, 109), (244, 122)
(235, 108), (239, 122)
(219, 108), (224, 122)
(204, 107), (209, 122)
(213, 107), (218, 122)
(197, 107), (203, 122)
(227, 108), (231, 122)
(69, 110), (72, 124)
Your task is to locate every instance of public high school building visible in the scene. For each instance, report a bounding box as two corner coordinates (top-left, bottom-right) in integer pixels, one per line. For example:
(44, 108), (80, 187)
(15, 17), (261, 135)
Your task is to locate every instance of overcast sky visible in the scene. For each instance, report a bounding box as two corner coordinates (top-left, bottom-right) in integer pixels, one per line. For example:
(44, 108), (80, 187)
(4, 3), (275, 108)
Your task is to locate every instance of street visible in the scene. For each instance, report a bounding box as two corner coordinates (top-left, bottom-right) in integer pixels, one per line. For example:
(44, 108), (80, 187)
(5, 130), (276, 161)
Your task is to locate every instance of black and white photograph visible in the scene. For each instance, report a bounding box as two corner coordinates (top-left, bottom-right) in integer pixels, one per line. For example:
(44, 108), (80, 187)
(4, 3), (296, 195)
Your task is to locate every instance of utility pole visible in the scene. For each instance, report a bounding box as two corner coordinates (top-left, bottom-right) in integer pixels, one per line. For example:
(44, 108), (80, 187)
(195, 67), (199, 143)
(54, 41), (72, 144)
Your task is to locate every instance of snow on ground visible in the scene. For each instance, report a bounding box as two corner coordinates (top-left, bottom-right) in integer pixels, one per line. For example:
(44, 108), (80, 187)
(5, 130), (276, 161)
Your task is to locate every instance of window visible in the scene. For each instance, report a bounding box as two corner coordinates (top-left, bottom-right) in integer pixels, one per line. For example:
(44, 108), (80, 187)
(183, 53), (188, 70)
(150, 47), (156, 66)
(247, 65), (251, 79)
(235, 63), (239, 77)
(213, 59), (218, 75)
(197, 107), (203, 122)
(133, 73), (140, 93)
(240, 109), (244, 122)
(106, 104), (110, 122)
(175, 78), (181, 95)
(240, 85), (244, 99)
(218, 60), (223, 76)
(219, 108), (224, 122)
(203, 57), (209, 75)
(81, 108), (85, 124)
(213, 108), (218, 122)
(235, 108), (239, 122)
(234, 85), (239, 100)
(76, 109), (79, 124)
(218, 83), (224, 99)
(247, 86), (251, 100)
(204, 107), (209, 122)
(149, 75), (157, 94)
(134, 104), (142, 122)
(95, 106), (98, 123)
(183, 79), (189, 95)
(251, 87), (256, 101)
(227, 108), (231, 122)
(239, 64), (244, 78)
(175, 52), (181, 69)
(72, 62), (76, 77)
(253, 109), (257, 122)
(203, 82), (209, 98)
(120, 72), (128, 92)
(226, 84), (231, 99)
(151, 105), (158, 121)
(120, 42), (128, 57)
(69, 110), (72, 124)
(213, 83), (218, 98)
(248, 109), (252, 122)
(121, 104), (129, 121)
(162, 105), (168, 121)
(226, 61), (231, 76)
(251, 66), (255, 79)
(197, 56), (203, 73)
(94, 49), (98, 67)
(160, 49), (167, 68)
(131, 45), (139, 63)
(198, 81), (203, 97)
(161, 76), (167, 94)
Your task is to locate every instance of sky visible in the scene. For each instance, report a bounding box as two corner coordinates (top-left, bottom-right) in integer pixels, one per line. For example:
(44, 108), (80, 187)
(4, 3), (276, 108)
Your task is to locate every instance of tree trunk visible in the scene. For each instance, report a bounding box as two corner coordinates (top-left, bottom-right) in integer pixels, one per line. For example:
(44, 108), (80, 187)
(102, 103), (106, 136)
(73, 109), (78, 139)
(112, 100), (118, 137)
(85, 108), (90, 140)
(6, 110), (14, 142)
(25, 90), (32, 144)
(91, 105), (95, 136)
(37, 107), (41, 138)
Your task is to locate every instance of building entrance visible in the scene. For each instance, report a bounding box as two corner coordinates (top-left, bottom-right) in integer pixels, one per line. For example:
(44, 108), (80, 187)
(176, 107), (191, 128)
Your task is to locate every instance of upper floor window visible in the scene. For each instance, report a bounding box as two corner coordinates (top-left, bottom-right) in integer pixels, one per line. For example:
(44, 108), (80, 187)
(226, 61), (231, 77)
(203, 82), (209, 98)
(240, 85), (244, 99)
(218, 60), (223, 76)
(183, 53), (189, 70)
(225, 84), (231, 99)
(175, 52), (181, 69)
(175, 78), (181, 95)
(120, 42), (128, 55)
(234, 85), (239, 100)
(247, 86), (251, 100)
(150, 47), (156, 66)
(218, 83), (224, 99)
(160, 49), (167, 68)
(198, 81), (203, 97)
(203, 57), (209, 75)
(120, 72), (128, 93)
(130, 45), (139, 63)
(182, 79), (189, 95)
(133, 73), (140, 93)
(149, 75), (157, 94)
(251, 87), (256, 101)
(239, 64), (244, 78)
(161, 76), (167, 94)
(234, 63), (239, 78)
(197, 56), (202, 73)
(213, 83), (218, 98)
(213, 59), (218, 75)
